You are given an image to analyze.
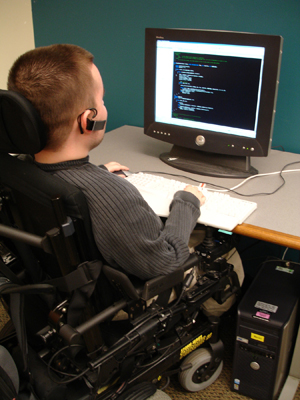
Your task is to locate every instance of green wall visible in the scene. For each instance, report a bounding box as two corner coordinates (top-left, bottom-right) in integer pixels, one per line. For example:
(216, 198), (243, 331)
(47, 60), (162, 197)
(31, 0), (300, 154)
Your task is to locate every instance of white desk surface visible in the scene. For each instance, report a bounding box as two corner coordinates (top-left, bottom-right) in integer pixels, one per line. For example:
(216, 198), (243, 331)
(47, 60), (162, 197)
(90, 125), (300, 247)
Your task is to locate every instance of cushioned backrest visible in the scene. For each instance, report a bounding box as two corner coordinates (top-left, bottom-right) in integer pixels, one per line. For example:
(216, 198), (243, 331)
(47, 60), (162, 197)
(0, 153), (100, 264)
(0, 90), (100, 264)
(0, 90), (47, 154)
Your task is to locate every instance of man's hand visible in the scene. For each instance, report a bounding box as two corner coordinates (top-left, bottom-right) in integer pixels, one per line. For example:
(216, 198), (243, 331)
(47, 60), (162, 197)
(105, 161), (129, 175)
(184, 185), (206, 206)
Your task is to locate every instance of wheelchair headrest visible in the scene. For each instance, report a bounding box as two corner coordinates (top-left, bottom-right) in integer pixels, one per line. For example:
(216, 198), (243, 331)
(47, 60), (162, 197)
(0, 89), (47, 154)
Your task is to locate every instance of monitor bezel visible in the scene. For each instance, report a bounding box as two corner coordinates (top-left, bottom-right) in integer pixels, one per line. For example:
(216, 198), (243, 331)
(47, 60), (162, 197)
(144, 28), (283, 159)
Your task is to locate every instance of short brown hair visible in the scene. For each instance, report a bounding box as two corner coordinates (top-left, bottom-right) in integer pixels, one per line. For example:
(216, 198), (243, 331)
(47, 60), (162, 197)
(8, 44), (95, 150)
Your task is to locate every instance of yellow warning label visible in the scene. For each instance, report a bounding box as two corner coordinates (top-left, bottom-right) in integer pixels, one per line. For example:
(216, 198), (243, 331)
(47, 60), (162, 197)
(251, 332), (265, 342)
(180, 332), (212, 359)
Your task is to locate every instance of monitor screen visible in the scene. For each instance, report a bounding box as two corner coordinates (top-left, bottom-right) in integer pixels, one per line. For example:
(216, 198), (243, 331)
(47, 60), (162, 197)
(144, 28), (283, 178)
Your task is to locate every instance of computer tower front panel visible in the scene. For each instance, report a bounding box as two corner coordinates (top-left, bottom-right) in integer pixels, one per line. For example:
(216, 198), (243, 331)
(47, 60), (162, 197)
(231, 260), (300, 400)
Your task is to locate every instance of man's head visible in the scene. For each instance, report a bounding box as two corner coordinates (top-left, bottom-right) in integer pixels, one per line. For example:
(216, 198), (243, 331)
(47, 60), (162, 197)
(7, 44), (102, 150)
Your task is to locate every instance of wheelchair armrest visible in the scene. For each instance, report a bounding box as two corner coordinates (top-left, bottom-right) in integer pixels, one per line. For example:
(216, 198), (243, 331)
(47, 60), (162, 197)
(142, 253), (199, 300)
(0, 223), (53, 254)
(141, 268), (183, 300)
(102, 265), (141, 300)
(103, 253), (199, 302)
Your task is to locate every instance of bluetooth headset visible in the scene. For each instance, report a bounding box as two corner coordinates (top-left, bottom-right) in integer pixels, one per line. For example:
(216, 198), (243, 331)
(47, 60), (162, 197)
(78, 107), (106, 134)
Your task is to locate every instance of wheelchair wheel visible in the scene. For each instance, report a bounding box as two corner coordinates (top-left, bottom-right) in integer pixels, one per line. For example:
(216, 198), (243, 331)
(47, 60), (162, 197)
(178, 347), (223, 392)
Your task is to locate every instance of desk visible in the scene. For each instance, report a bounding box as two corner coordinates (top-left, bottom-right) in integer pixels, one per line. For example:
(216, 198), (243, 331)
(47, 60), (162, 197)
(90, 125), (300, 399)
(90, 125), (300, 249)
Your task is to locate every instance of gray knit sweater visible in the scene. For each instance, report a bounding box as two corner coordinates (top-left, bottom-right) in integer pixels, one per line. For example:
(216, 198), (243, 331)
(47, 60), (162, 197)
(36, 157), (201, 280)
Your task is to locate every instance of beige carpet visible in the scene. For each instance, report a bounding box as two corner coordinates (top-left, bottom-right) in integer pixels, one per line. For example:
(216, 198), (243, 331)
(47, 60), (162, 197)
(0, 297), (14, 341)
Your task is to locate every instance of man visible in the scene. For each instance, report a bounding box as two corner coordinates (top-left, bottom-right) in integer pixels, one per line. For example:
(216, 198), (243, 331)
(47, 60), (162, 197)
(8, 44), (205, 280)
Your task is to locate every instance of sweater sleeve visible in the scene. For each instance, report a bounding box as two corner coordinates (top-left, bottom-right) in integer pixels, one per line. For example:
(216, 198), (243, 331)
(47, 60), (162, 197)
(98, 187), (200, 280)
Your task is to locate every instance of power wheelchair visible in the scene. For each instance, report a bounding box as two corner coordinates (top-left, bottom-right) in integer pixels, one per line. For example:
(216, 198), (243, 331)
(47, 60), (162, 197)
(0, 89), (240, 399)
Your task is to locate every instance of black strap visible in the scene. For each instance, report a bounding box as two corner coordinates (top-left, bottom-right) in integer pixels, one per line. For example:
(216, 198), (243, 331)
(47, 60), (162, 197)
(45, 260), (102, 293)
(65, 260), (102, 327)
(10, 292), (28, 372)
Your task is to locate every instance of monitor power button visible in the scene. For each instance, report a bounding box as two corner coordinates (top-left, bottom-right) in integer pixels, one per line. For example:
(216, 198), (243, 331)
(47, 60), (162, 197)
(195, 135), (205, 146)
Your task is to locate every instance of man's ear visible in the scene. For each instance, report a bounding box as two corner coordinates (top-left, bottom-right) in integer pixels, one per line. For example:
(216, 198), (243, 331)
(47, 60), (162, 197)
(78, 109), (92, 134)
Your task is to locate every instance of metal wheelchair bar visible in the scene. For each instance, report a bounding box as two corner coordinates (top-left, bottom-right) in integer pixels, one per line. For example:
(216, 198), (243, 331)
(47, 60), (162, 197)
(0, 223), (53, 254)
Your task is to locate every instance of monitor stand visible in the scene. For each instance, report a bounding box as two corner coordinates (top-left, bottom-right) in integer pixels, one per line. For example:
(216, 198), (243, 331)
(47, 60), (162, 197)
(160, 145), (258, 178)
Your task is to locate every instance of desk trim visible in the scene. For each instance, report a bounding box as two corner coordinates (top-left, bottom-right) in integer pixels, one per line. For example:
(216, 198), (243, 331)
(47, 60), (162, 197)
(233, 224), (300, 250)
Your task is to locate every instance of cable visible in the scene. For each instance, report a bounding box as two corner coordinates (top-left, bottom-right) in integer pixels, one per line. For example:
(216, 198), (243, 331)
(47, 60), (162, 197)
(136, 346), (173, 368)
(227, 163), (300, 196)
(169, 267), (195, 309)
(140, 161), (300, 197)
(222, 162), (300, 196)
(159, 376), (170, 391)
(47, 344), (90, 385)
(282, 247), (289, 260)
(260, 257), (300, 267)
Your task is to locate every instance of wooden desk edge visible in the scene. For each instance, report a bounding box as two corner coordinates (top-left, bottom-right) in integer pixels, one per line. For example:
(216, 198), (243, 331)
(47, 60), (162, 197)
(233, 224), (300, 250)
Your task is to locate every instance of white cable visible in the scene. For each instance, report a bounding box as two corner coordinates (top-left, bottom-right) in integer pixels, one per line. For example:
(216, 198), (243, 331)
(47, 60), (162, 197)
(231, 168), (300, 191)
(282, 247), (289, 260)
(206, 168), (300, 193)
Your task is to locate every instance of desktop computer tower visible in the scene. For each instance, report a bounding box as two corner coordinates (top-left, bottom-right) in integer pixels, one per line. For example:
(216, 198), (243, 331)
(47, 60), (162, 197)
(231, 259), (300, 400)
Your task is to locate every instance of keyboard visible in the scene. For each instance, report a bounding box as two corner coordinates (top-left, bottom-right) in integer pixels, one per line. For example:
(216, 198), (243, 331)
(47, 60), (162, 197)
(126, 173), (257, 231)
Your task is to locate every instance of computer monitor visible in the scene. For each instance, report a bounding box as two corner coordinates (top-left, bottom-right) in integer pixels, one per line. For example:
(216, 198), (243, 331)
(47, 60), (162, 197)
(144, 28), (283, 178)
